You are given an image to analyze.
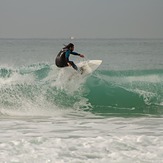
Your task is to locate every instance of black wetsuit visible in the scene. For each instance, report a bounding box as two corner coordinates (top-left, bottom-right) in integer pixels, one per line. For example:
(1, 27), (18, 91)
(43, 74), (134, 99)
(55, 48), (80, 70)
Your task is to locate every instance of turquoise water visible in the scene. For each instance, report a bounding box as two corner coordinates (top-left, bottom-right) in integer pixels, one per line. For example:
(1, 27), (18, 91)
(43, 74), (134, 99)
(0, 39), (163, 162)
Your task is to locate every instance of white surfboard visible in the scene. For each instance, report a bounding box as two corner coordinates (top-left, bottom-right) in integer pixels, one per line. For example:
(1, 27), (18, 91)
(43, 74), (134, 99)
(55, 60), (102, 89)
(64, 60), (102, 81)
(77, 60), (102, 75)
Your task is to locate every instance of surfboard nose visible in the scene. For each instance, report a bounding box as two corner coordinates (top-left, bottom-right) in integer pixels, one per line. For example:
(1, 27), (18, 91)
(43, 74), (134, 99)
(88, 60), (102, 65)
(87, 60), (102, 72)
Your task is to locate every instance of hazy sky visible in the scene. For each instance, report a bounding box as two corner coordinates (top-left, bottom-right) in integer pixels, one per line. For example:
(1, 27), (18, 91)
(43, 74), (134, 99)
(0, 0), (163, 38)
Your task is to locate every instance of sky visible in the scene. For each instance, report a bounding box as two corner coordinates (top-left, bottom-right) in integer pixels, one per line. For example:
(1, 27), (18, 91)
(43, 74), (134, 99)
(0, 0), (163, 39)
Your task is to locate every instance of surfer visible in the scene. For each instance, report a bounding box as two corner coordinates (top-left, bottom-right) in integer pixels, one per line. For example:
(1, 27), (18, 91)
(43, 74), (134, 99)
(55, 43), (84, 71)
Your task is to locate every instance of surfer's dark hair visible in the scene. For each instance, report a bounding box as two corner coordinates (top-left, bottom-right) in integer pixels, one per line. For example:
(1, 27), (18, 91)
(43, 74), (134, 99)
(63, 43), (74, 49)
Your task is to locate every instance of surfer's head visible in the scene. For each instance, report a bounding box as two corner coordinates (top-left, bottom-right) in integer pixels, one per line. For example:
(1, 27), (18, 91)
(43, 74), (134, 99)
(64, 43), (74, 51)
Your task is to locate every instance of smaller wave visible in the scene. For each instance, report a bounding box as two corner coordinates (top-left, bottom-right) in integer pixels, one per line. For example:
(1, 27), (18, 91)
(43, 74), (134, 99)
(0, 67), (13, 78)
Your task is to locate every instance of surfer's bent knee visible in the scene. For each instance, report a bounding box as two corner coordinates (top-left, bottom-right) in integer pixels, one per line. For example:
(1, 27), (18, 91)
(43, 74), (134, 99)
(55, 57), (67, 68)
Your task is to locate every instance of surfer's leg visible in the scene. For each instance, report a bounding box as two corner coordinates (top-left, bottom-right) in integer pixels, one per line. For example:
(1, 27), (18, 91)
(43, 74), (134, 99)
(55, 56), (67, 68)
(69, 61), (84, 74)
(69, 61), (78, 71)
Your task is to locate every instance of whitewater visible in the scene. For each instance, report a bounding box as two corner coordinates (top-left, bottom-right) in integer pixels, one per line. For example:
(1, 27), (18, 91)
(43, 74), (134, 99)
(0, 38), (163, 163)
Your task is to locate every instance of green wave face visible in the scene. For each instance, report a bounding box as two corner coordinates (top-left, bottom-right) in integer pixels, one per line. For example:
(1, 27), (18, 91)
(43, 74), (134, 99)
(0, 63), (163, 116)
(85, 70), (163, 115)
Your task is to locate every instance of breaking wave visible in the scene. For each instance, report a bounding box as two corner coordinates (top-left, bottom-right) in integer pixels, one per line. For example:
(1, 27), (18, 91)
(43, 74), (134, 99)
(0, 63), (163, 116)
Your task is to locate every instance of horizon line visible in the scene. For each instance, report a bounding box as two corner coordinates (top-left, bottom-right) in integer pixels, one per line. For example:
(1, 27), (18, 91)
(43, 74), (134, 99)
(0, 37), (163, 40)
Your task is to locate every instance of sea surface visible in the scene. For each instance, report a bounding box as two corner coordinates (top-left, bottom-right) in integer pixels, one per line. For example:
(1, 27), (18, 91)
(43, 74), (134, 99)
(0, 38), (163, 163)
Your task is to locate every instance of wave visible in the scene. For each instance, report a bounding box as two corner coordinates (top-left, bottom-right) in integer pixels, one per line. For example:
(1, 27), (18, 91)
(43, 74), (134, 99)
(0, 63), (163, 116)
(85, 70), (163, 115)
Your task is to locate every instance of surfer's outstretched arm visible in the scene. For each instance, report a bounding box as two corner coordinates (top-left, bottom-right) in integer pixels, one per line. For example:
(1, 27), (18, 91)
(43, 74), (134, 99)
(71, 52), (84, 58)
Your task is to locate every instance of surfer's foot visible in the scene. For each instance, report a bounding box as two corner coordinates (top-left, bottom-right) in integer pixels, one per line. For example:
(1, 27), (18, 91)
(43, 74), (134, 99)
(79, 67), (84, 74)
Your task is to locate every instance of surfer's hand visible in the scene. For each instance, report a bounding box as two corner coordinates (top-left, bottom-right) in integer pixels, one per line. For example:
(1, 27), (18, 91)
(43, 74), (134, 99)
(79, 54), (84, 58)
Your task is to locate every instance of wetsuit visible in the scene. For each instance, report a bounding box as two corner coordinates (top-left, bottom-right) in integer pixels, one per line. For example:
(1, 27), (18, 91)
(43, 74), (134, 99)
(55, 48), (80, 70)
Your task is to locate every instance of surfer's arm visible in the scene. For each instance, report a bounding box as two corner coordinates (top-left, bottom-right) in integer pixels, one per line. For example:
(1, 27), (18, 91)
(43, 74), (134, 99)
(71, 52), (84, 58)
(71, 51), (80, 56)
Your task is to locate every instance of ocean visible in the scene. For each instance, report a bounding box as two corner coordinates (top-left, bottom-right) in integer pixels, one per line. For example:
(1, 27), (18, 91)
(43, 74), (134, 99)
(0, 38), (163, 163)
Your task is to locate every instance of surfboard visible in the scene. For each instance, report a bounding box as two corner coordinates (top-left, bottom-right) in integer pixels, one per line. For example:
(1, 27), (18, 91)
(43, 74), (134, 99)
(56, 60), (102, 85)
(77, 60), (102, 75)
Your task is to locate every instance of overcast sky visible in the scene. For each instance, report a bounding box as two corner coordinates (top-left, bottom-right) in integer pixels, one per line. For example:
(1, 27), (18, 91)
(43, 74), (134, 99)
(0, 0), (163, 38)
